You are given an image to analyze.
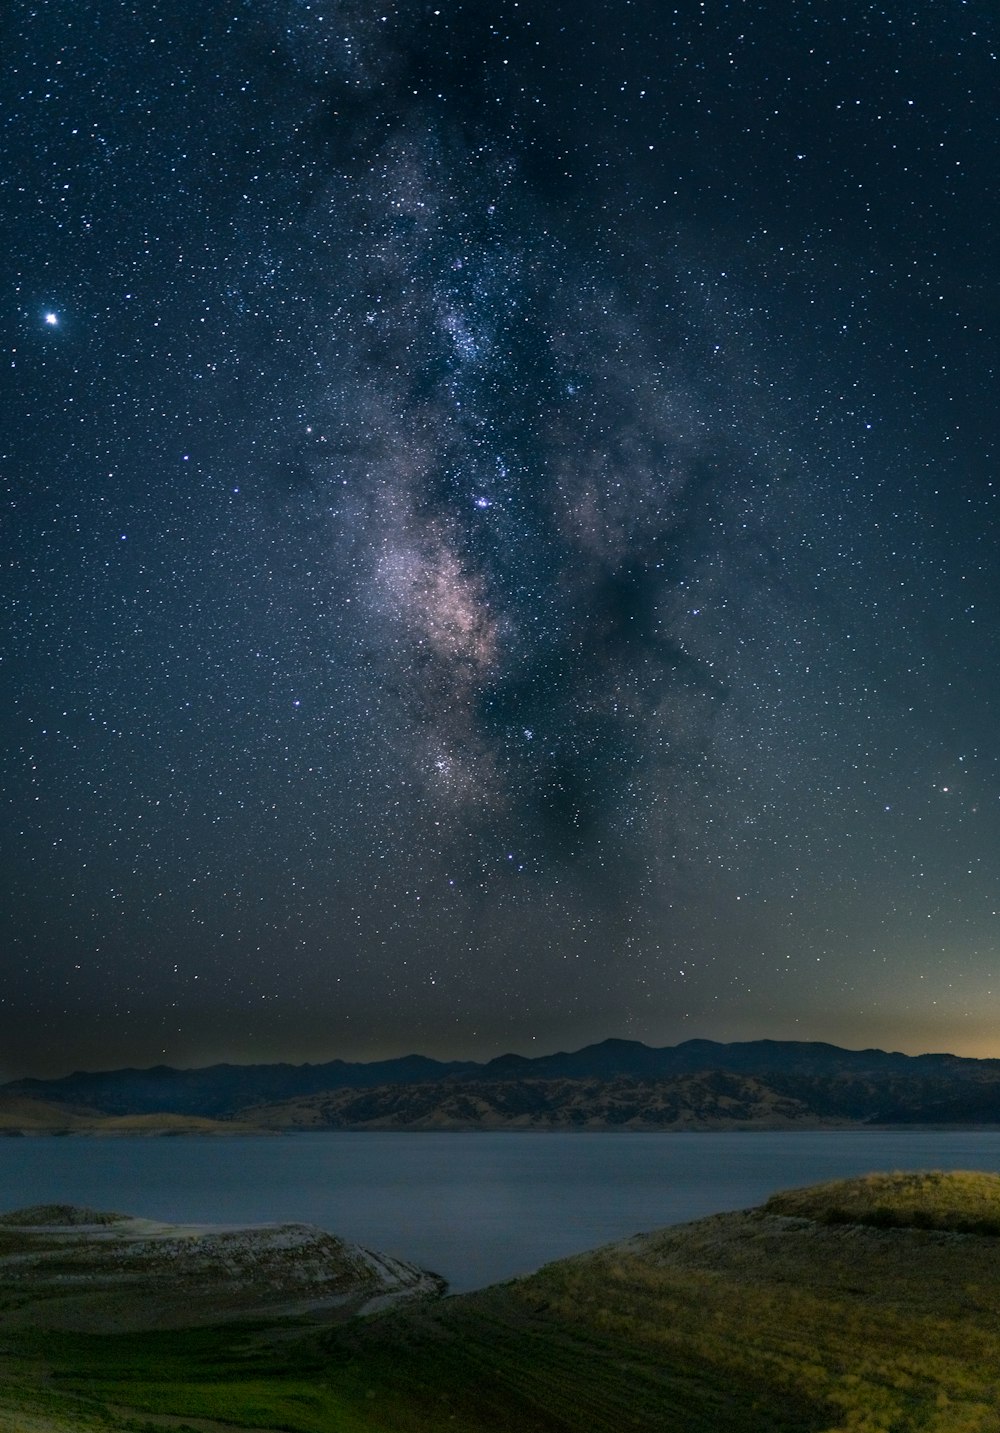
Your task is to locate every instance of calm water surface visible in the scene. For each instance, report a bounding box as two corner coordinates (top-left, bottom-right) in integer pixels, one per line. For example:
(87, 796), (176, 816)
(3, 1131), (1000, 1291)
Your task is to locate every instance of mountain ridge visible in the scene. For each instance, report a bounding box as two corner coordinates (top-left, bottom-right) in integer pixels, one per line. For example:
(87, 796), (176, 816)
(5, 1036), (1000, 1121)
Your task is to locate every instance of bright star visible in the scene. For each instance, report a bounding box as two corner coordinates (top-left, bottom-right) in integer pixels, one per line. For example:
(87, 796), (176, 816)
(44, 312), (58, 326)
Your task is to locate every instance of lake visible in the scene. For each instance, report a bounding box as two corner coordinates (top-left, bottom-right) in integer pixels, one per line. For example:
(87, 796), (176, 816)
(3, 1131), (1000, 1292)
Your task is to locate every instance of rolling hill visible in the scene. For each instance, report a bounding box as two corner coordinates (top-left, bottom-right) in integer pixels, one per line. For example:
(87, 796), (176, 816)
(2, 1172), (1000, 1431)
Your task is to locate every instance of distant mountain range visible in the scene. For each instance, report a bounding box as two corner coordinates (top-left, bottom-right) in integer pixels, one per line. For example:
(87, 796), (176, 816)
(3, 1038), (1000, 1131)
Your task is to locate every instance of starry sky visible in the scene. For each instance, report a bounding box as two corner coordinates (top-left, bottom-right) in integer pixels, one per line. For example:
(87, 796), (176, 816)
(3, 0), (999, 1078)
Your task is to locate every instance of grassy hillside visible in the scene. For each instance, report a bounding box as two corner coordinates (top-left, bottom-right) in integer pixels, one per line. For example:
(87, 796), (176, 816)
(765, 1168), (1000, 1234)
(0, 1096), (104, 1132)
(0, 1094), (261, 1135)
(2, 1172), (1000, 1432)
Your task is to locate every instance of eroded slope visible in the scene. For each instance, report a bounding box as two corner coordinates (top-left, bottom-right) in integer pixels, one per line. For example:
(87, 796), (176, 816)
(0, 1204), (444, 1331)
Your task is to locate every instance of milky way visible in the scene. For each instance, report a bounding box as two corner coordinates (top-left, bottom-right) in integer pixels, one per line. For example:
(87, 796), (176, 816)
(3, 0), (999, 1073)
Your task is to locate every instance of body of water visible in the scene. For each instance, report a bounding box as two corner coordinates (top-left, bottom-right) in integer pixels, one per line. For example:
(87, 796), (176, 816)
(3, 1131), (1000, 1291)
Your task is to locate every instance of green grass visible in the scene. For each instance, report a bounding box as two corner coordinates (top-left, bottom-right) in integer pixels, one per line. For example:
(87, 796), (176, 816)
(764, 1169), (1000, 1235)
(21, 1302), (816, 1433)
(515, 1236), (1000, 1432)
(3, 1172), (1000, 1432)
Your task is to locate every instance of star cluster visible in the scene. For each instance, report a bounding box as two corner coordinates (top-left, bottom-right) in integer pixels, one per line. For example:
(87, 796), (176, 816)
(2, 0), (999, 1075)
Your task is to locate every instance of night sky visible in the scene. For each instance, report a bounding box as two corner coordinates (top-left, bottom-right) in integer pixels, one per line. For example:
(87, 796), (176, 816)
(4, 1), (999, 1078)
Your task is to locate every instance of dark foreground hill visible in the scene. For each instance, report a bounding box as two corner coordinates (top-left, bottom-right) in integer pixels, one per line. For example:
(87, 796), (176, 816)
(6, 1036), (1000, 1127)
(3, 1171), (1000, 1431)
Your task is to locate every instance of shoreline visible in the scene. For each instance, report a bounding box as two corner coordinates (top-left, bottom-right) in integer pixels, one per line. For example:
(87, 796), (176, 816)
(5, 1121), (1000, 1137)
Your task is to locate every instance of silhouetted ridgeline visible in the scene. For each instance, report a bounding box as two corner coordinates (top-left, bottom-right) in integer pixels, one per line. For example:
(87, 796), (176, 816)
(4, 1038), (1000, 1128)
